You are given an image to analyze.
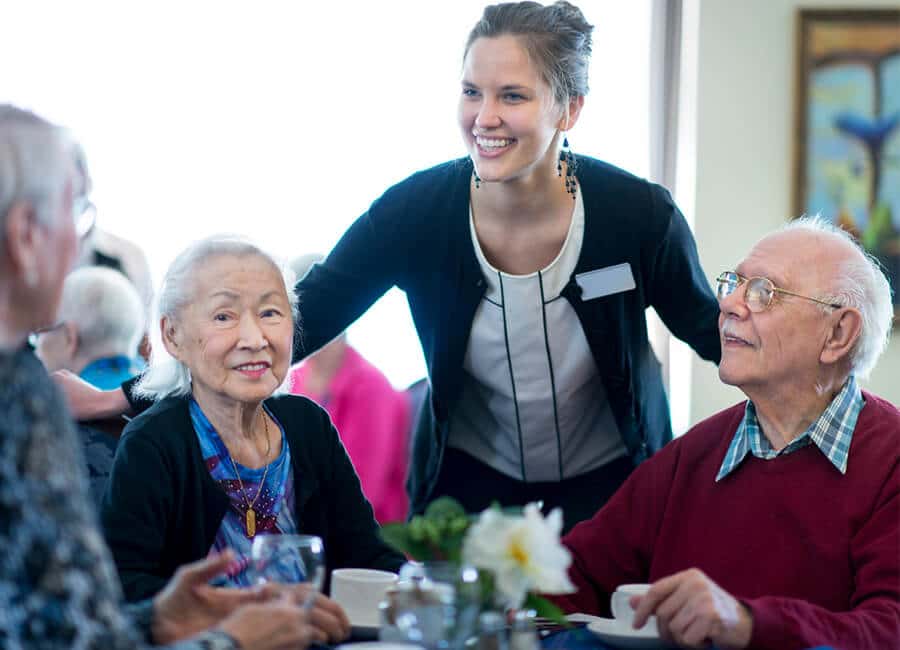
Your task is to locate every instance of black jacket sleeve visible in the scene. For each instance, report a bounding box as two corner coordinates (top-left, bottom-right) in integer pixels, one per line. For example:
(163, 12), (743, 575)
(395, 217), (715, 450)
(293, 173), (423, 362)
(644, 184), (721, 363)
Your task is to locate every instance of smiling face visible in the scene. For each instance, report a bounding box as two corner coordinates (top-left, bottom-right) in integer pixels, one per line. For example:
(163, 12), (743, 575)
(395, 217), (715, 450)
(458, 35), (575, 187)
(717, 230), (844, 396)
(162, 253), (294, 409)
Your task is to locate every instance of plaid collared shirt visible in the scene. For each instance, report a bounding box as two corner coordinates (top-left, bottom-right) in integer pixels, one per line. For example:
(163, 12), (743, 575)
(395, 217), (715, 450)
(716, 376), (864, 482)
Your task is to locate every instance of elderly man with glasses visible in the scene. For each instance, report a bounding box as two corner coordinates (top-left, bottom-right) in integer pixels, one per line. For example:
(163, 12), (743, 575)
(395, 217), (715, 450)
(553, 217), (899, 650)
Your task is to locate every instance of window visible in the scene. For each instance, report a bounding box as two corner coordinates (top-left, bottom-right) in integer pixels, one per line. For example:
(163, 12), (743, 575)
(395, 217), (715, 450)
(2, 0), (651, 388)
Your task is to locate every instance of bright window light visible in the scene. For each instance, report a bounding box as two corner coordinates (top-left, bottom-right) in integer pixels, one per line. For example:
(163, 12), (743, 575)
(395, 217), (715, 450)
(2, 0), (651, 388)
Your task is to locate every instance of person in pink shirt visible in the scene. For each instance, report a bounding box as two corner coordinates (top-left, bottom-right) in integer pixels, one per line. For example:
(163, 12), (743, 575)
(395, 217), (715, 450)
(288, 254), (411, 524)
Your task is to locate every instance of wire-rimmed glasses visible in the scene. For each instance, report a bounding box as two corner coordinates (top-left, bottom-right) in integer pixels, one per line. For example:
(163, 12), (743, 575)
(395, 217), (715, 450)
(715, 271), (842, 313)
(73, 196), (96, 238)
(27, 321), (66, 348)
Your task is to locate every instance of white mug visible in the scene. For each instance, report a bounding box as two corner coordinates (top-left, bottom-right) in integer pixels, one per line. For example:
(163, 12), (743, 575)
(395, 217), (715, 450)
(330, 568), (399, 627)
(610, 583), (654, 630)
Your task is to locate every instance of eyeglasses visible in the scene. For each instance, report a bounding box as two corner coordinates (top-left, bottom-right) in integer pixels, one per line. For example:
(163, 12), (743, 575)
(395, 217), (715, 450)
(715, 271), (842, 313)
(27, 321), (66, 347)
(73, 196), (96, 238)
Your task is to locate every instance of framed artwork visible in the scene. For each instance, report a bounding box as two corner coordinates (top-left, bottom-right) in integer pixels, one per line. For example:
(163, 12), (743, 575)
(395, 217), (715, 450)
(793, 9), (900, 316)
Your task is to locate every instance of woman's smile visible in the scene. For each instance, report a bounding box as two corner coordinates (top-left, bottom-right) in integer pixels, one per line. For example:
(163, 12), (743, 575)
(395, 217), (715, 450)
(475, 134), (517, 157)
(233, 361), (272, 379)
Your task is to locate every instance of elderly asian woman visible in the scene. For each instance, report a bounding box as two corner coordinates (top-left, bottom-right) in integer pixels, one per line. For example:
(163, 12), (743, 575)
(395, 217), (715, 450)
(101, 236), (405, 603)
(0, 105), (335, 649)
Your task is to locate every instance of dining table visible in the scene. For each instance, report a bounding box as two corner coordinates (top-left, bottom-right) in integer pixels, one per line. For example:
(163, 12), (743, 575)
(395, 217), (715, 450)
(540, 627), (838, 650)
(337, 625), (841, 650)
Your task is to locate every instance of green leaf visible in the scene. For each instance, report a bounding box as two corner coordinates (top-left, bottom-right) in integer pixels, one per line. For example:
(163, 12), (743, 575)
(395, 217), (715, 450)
(424, 496), (467, 521)
(523, 593), (569, 627)
(379, 523), (435, 560)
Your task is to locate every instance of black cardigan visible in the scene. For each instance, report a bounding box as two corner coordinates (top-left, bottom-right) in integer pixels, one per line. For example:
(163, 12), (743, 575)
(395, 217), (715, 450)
(101, 394), (405, 602)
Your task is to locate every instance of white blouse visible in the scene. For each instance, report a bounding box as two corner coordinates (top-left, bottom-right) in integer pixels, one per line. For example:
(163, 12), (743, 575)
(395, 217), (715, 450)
(447, 192), (627, 482)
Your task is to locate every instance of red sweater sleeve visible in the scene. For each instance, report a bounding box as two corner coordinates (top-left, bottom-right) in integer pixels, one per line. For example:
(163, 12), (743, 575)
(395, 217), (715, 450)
(551, 442), (679, 615)
(745, 457), (900, 650)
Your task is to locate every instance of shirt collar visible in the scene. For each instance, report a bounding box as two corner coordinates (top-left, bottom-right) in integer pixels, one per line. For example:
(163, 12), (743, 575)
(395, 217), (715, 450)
(716, 376), (863, 481)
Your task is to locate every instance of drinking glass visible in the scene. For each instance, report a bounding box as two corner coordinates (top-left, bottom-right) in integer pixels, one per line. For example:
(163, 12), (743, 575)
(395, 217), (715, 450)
(380, 561), (481, 649)
(250, 534), (326, 600)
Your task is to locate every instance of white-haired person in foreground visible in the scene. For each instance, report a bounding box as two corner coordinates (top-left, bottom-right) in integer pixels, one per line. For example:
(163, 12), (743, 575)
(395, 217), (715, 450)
(0, 103), (338, 649)
(34, 266), (145, 389)
(553, 217), (898, 650)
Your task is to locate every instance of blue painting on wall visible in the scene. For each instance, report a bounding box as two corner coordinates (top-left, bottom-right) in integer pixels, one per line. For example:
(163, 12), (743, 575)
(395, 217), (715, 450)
(795, 9), (900, 315)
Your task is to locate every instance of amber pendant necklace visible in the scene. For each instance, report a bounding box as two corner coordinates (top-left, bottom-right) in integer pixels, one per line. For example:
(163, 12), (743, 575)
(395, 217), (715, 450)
(226, 412), (271, 538)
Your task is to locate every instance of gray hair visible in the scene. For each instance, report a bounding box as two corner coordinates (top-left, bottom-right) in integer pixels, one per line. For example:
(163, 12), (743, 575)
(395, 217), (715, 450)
(464, 1), (594, 108)
(781, 216), (893, 379)
(0, 105), (75, 244)
(57, 267), (145, 359)
(134, 236), (298, 401)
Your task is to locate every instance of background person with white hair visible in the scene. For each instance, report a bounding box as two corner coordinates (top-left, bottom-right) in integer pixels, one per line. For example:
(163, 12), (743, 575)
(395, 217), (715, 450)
(34, 265), (145, 389)
(32, 266), (146, 505)
(554, 217), (899, 650)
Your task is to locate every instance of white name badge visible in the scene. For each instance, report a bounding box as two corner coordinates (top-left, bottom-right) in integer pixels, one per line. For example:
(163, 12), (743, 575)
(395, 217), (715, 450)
(575, 263), (636, 300)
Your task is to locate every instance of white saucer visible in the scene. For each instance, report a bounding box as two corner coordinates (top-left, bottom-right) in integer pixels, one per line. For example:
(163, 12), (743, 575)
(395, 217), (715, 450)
(587, 617), (674, 649)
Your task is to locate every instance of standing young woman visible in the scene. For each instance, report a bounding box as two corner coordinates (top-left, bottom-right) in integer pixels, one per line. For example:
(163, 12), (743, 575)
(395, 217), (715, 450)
(65, 1), (720, 531)
(292, 1), (720, 530)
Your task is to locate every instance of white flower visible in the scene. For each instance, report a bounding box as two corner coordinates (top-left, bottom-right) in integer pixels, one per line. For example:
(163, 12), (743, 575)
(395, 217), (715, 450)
(462, 503), (575, 608)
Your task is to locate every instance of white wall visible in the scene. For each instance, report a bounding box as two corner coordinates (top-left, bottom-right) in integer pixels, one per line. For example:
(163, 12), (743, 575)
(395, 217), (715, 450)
(690, 0), (900, 422)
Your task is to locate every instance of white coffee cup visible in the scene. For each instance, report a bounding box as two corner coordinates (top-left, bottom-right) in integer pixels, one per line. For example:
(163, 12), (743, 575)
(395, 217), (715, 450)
(330, 568), (399, 627)
(611, 583), (655, 630)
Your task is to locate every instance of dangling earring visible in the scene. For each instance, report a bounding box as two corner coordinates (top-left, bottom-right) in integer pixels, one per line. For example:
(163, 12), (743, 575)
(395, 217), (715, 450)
(473, 169), (482, 189)
(559, 133), (577, 200)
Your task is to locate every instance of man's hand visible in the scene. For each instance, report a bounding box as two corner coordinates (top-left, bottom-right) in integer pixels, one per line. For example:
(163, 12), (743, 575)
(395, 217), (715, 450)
(631, 569), (753, 649)
(152, 551), (265, 644)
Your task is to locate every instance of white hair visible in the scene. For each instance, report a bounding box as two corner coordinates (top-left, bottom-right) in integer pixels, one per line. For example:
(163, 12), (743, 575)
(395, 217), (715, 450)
(781, 216), (893, 379)
(57, 267), (145, 359)
(133, 236), (298, 401)
(0, 105), (75, 242)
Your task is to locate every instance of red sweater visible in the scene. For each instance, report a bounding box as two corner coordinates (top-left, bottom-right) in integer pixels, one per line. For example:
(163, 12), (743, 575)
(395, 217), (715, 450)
(556, 392), (900, 650)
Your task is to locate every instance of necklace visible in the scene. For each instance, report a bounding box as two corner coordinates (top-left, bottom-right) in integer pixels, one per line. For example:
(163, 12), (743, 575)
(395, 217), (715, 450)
(226, 411), (271, 538)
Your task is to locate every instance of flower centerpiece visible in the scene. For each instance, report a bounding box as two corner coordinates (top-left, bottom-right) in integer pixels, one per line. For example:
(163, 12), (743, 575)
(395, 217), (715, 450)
(380, 497), (574, 623)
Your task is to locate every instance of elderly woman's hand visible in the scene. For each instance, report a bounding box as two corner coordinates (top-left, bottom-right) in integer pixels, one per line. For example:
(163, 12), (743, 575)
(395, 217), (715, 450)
(51, 369), (130, 420)
(258, 582), (352, 643)
(217, 596), (315, 650)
